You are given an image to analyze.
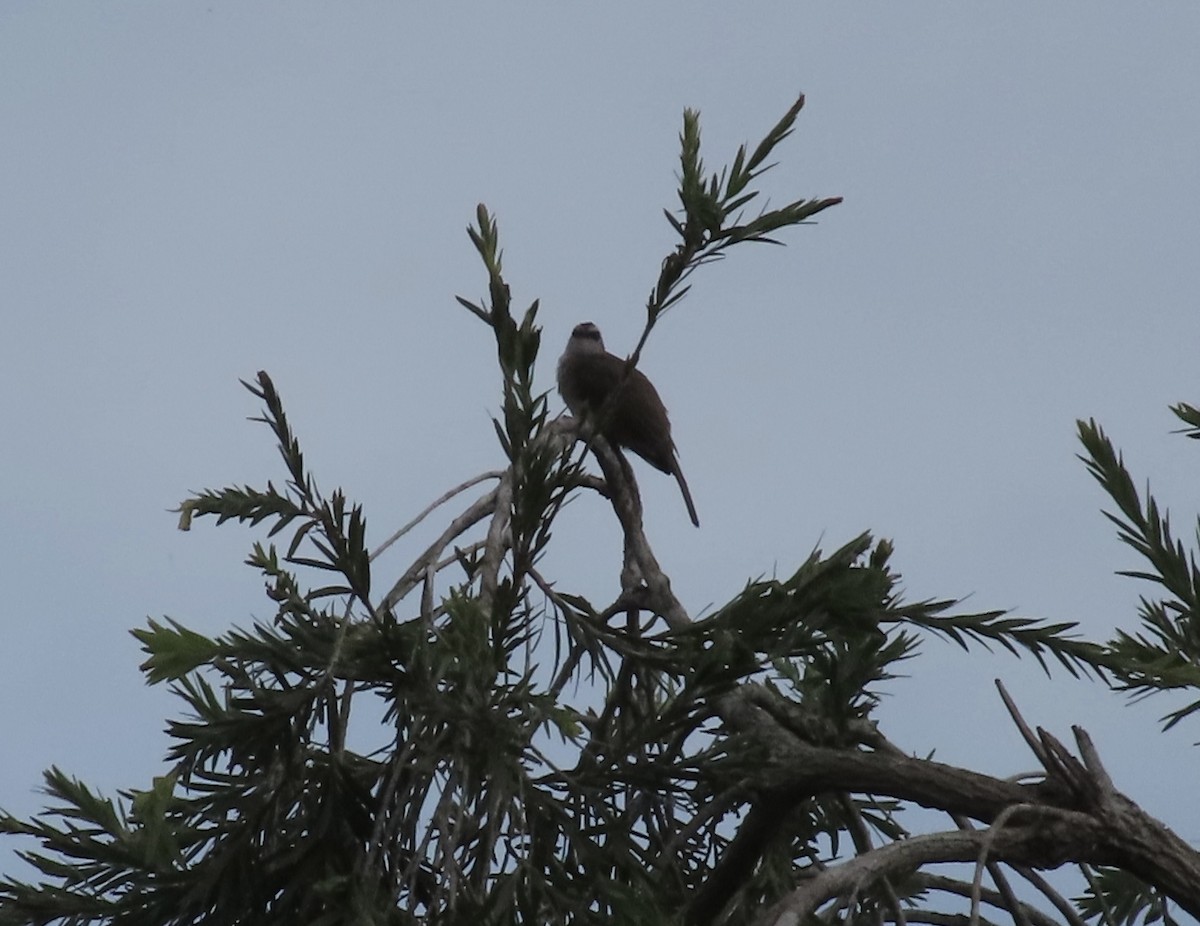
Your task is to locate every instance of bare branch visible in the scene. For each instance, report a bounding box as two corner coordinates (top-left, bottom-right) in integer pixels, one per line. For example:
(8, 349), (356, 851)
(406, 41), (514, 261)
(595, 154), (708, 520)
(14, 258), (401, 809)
(377, 488), (498, 611)
(477, 469), (513, 609)
(995, 679), (1046, 764)
(914, 873), (1065, 926)
(370, 470), (502, 562)
(758, 828), (1078, 926)
(1072, 726), (1116, 797)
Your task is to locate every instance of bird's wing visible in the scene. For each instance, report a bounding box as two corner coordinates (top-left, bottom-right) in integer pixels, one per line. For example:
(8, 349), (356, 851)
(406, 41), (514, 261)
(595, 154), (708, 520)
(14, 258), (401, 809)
(611, 372), (675, 473)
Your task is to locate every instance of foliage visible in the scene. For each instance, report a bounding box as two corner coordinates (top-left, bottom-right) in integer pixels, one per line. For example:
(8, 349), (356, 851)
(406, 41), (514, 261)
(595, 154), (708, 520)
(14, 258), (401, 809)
(1068, 406), (1200, 926)
(1078, 411), (1200, 730)
(2, 96), (1199, 926)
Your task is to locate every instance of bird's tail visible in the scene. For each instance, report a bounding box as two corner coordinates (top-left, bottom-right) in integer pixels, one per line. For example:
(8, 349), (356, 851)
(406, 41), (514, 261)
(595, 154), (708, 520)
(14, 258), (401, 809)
(673, 464), (700, 528)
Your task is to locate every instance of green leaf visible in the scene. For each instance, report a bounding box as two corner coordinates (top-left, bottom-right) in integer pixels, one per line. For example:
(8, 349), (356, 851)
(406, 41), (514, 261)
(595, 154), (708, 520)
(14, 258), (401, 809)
(132, 618), (220, 684)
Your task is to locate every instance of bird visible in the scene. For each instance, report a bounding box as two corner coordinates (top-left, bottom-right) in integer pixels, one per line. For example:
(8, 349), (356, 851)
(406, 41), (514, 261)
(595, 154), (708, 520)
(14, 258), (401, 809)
(556, 321), (700, 527)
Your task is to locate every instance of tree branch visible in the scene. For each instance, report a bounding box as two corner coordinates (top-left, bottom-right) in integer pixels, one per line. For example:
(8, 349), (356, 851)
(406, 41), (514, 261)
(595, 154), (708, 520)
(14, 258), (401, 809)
(757, 825), (1096, 926)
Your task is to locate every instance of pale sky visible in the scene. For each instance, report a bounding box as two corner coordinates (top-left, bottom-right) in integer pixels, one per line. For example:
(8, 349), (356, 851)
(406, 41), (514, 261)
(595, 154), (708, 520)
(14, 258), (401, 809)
(3, 3), (1199, 895)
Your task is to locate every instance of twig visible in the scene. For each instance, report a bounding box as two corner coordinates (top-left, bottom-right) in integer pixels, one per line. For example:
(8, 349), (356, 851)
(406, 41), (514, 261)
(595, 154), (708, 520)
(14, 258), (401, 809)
(913, 873), (1064, 926)
(947, 814), (1032, 926)
(971, 804), (1040, 926)
(840, 794), (905, 926)
(378, 488), (498, 611)
(757, 829), (1030, 926)
(1080, 864), (1121, 926)
(995, 679), (1046, 765)
(478, 469), (513, 609)
(1072, 726), (1116, 797)
(371, 470), (502, 562)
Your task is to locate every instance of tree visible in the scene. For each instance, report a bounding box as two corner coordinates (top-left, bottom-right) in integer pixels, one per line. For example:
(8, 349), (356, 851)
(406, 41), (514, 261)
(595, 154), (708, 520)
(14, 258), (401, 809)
(2, 95), (1199, 926)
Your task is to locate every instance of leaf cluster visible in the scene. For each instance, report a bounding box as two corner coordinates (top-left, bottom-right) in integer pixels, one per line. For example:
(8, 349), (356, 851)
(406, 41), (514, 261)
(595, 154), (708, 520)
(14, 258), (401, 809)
(1078, 411), (1200, 729)
(1062, 402), (1200, 926)
(655, 96), (841, 324)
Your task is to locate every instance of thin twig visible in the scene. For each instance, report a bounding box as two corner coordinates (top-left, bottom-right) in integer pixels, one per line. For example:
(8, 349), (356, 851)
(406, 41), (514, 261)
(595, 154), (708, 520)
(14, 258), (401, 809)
(914, 873), (1064, 926)
(840, 794), (905, 926)
(758, 830), (1023, 926)
(1080, 863), (1121, 926)
(1072, 726), (1116, 797)
(378, 488), (498, 611)
(948, 814), (1033, 926)
(971, 804), (1039, 926)
(1013, 866), (1093, 926)
(478, 469), (513, 609)
(371, 470), (503, 562)
(994, 679), (1045, 764)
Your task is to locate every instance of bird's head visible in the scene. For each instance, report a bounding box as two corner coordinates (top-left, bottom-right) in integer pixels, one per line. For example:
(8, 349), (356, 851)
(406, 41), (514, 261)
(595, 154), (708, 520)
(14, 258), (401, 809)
(567, 321), (607, 355)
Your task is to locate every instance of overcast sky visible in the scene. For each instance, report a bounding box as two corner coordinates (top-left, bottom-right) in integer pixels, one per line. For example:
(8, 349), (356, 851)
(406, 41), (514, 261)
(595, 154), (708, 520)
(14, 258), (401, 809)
(3, 3), (1199, 899)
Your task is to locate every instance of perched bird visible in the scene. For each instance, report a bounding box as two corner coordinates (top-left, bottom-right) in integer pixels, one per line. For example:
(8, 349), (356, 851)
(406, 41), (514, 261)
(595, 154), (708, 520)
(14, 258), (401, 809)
(556, 321), (699, 527)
